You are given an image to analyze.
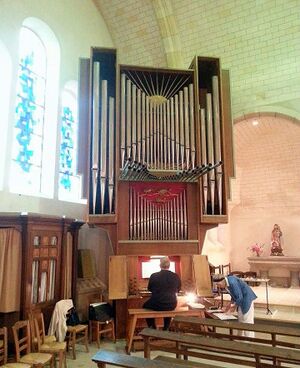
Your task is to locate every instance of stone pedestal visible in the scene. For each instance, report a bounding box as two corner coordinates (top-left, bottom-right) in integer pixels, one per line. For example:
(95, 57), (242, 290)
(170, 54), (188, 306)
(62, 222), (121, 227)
(248, 256), (300, 288)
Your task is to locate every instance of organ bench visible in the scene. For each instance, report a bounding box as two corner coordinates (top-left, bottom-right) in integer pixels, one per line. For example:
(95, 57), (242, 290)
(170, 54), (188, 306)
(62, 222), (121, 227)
(126, 307), (205, 354)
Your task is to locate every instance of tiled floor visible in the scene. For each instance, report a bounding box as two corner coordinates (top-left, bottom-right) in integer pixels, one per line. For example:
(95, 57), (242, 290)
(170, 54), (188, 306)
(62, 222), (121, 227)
(68, 285), (300, 368)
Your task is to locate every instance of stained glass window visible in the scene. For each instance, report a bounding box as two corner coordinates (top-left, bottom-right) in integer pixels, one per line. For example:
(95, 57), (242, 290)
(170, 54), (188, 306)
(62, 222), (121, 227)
(58, 88), (81, 201)
(11, 26), (47, 193)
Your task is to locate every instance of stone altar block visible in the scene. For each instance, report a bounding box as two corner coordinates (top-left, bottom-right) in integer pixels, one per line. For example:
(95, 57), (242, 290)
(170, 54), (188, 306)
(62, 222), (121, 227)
(248, 256), (300, 288)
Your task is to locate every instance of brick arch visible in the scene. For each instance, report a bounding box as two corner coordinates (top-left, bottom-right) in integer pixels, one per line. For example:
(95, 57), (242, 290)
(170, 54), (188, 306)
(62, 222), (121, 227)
(227, 112), (300, 271)
(232, 112), (300, 209)
(151, 0), (184, 68)
(234, 111), (300, 125)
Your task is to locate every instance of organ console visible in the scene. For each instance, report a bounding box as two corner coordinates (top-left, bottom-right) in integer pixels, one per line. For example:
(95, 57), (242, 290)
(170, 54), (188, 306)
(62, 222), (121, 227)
(79, 47), (234, 337)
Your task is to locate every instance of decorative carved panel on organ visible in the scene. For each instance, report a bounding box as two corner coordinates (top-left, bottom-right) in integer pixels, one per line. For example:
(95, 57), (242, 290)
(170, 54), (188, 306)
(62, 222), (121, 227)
(129, 183), (187, 241)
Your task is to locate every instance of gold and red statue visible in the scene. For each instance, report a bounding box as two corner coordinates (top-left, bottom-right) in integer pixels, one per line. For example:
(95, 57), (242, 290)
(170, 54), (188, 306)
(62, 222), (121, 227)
(270, 224), (284, 256)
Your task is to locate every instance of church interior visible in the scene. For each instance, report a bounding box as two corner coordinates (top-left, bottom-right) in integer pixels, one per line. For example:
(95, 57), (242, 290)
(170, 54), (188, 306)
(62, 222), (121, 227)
(0, 0), (300, 367)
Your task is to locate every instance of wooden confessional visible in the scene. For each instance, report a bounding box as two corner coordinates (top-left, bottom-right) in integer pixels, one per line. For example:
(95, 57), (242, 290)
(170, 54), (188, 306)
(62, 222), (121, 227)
(80, 48), (234, 337)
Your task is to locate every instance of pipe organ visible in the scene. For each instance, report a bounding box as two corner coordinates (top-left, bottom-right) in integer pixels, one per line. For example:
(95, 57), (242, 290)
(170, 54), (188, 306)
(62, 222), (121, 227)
(120, 67), (196, 171)
(89, 50), (116, 215)
(80, 48), (234, 337)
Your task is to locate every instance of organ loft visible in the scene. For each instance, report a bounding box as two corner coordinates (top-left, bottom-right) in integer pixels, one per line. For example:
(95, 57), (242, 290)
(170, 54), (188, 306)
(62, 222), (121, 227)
(80, 47), (234, 337)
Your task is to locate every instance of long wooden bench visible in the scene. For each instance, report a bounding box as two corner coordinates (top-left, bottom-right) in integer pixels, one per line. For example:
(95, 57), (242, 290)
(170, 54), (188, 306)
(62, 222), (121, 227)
(140, 327), (300, 368)
(91, 349), (220, 368)
(126, 307), (205, 353)
(172, 316), (300, 349)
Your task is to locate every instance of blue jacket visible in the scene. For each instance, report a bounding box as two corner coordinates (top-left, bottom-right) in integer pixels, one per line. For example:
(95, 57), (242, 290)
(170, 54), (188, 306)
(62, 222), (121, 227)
(226, 275), (257, 314)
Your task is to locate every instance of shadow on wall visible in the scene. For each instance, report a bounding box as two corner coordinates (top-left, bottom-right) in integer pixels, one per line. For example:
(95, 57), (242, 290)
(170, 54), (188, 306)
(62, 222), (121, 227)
(78, 224), (114, 288)
(202, 226), (230, 267)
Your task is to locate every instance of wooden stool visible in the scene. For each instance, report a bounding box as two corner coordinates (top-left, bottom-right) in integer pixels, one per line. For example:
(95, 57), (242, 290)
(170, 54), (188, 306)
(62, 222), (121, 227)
(89, 319), (115, 348)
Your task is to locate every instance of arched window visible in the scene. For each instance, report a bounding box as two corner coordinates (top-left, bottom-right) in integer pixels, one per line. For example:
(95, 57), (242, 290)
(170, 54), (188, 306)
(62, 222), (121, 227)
(58, 81), (83, 202)
(0, 41), (11, 190)
(10, 18), (60, 197)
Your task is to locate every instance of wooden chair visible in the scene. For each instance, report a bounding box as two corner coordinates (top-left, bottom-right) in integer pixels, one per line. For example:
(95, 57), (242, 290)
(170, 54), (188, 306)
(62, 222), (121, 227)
(209, 263), (222, 275)
(229, 271), (245, 278)
(0, 327), (31, 368)
(66, 325), (89, 360)
(28, 313), (56, 352)
(221, 263), (231, 275)
(89, 319), (115, 348)
(12, 321), (53, 368)
(34, 317), (67, 368)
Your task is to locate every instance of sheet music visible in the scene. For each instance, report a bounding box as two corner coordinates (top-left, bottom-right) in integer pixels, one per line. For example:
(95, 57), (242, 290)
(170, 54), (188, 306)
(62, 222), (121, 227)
(187, 302), (205, 309)
(212, 312), (237, 320)
(208, 308), (223, 313)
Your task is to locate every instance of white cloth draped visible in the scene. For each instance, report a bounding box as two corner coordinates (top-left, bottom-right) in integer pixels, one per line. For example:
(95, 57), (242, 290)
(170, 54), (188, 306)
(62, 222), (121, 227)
(237, 301), (255, 337)
(48, 299), (74, 342)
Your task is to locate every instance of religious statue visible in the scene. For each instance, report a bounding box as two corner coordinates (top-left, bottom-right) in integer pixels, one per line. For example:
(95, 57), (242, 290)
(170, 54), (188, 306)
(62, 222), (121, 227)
(270, 224), (284, 256)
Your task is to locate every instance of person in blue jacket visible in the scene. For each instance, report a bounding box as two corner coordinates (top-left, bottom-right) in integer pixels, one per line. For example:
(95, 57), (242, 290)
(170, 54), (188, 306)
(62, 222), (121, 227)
(215, 274), (257, 337)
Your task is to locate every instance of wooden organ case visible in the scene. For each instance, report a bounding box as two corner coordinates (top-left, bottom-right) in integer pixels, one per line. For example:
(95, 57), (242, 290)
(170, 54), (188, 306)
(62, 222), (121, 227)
(83, 48), (234, 337)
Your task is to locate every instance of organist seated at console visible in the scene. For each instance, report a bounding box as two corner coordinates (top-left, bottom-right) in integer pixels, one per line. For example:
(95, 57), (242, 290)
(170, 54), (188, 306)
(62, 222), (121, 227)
(142, 256), (181, 330)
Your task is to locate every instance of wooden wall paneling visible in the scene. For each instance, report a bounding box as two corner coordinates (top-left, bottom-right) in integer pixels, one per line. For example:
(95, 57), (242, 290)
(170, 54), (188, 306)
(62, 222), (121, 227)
(192, 254), (212, 297)
(115, 299), (128, 338)
(180, 255), (194, 292)
(116, 182), (129, 244)
(68, 219), (85, 305)
(117, 241), (199, 256)
(186, 184), (199, 240)
(108, 255), (128, 299)
(127, 256), (138, 295)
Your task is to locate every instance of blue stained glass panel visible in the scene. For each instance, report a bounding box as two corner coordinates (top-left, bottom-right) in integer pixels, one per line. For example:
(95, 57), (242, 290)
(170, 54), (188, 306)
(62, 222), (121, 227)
(12, 27), (46, 187)
(59, 90), (78, 194)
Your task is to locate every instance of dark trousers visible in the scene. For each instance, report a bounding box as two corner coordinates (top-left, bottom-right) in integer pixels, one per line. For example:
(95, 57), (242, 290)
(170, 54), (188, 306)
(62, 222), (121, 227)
(143, 299), (175, 330)
(146, 317), (171, 330)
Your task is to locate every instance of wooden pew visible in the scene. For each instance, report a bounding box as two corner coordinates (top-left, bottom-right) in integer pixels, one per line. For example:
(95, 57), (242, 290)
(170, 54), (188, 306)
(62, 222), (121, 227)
(172, 316), (300, 349)
(126, 307), (204, 353)
(140, 327), (300, 368)
(91, 349), (220, 368)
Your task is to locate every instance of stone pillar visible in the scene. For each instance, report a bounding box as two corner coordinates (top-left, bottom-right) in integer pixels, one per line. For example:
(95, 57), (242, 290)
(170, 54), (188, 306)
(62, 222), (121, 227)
(260, 270), (269, 280)
(290, 270), (300, 288)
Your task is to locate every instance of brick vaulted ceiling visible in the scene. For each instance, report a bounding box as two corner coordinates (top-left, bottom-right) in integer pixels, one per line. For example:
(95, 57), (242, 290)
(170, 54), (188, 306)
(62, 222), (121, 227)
(92, 0), (300, 120)
(93, 0), (167, 68)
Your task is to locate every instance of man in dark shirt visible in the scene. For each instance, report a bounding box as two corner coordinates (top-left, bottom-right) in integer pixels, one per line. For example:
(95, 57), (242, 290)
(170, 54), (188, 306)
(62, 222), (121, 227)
(143, 256), (181, 330)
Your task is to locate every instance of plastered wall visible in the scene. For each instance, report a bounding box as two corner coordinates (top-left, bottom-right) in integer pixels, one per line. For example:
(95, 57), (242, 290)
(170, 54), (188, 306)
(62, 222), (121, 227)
(230, 114), (300, 271)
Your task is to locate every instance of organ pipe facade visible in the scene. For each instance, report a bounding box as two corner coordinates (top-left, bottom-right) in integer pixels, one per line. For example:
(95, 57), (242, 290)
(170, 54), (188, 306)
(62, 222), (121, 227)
(82, 48), (233, 250)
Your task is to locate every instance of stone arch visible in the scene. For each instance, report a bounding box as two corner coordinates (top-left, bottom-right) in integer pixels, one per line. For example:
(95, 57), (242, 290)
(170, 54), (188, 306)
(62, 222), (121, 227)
(228, 112), (300, 271)
(152, 0), (184, 68)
